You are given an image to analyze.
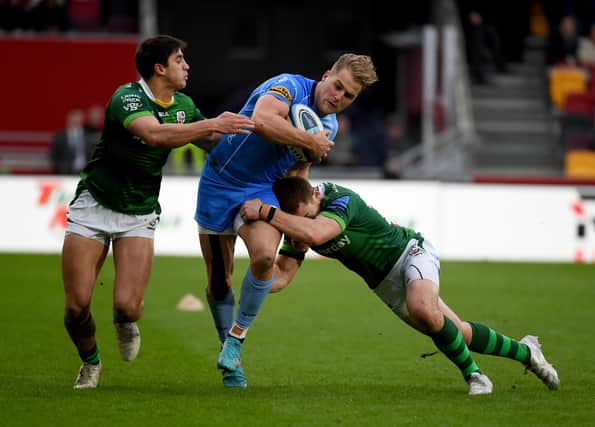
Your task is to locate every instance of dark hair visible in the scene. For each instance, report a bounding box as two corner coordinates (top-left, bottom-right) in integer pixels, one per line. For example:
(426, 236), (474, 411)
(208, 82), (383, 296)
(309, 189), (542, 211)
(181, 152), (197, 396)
(272, 176), (313, 214)
(135, 35), (187, 80)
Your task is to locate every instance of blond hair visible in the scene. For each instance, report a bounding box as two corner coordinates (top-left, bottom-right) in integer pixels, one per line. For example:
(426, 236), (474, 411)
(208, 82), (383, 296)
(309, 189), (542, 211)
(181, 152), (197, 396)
(330, 53), (379, 88)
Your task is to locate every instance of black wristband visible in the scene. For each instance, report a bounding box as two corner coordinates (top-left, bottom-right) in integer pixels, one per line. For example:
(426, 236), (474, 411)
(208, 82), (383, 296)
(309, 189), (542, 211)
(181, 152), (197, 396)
(265, 206), (277, 222)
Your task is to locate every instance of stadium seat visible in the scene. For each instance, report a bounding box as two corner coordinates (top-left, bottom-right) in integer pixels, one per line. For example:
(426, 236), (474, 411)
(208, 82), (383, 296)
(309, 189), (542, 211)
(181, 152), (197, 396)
(564, 131), (595, 151)
(563, 93), (595, 116)
(549, 65), (589, 108)
(558, 112), (593, 148)
(564, 149), (595, 178)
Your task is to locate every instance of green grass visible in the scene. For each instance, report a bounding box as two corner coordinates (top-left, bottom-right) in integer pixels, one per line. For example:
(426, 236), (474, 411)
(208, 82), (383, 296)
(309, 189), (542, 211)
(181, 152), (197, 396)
(1, 253), (594, 426)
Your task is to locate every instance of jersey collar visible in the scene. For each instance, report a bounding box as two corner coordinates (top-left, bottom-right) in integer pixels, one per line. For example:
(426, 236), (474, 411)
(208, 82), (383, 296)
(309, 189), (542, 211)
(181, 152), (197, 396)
(138, 78), (175, 108)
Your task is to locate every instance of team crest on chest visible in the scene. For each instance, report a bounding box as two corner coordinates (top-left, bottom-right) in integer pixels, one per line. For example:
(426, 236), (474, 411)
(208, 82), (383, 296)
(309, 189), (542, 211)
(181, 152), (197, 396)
(176, 110), (186, 124)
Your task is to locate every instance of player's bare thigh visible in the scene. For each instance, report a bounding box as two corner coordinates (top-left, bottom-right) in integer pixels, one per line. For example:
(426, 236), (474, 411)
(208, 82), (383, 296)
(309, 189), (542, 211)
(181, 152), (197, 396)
(111, 236), (154, 319)
(62, 234), (109, 313)
(405, 279), (443, 334)
(238, 220), (282, 278)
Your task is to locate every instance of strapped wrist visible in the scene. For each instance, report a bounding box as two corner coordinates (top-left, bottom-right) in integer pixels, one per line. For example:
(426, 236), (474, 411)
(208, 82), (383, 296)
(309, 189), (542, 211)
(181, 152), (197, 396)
(258, 203), (277, 222)
(265, 206), (277, 222)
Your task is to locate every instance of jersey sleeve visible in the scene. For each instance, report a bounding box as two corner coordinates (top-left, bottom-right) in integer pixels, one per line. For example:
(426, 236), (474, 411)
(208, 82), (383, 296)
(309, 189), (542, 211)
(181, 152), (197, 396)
(193, 106), (206, 122)
(320, 195), (355, 231)
(107, 87), (154, 128)
(262, 75), (303, 106)
(320, 114), (338, 141)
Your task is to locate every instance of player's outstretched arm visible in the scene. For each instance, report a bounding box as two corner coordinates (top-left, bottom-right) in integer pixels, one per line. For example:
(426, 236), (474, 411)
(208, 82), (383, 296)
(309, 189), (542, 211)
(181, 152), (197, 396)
(240, 199), (341, 246)
(127, 112), (254, 148)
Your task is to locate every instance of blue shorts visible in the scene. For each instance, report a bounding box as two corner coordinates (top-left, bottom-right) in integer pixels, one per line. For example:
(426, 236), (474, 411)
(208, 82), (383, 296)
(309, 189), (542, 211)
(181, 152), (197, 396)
(194, 163), (279, 233)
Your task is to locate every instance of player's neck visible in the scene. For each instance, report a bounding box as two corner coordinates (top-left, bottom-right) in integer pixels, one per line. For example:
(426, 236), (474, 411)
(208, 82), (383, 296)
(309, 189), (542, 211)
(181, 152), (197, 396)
(146, 78), (175, 105)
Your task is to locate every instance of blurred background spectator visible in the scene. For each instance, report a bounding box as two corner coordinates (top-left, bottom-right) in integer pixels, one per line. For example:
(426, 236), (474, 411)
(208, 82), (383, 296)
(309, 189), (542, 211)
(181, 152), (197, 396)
(30, 0), (70, 33)
(0, 0), (30, 33)
(546, 14), (579, 65)
(49, 107), (96, 175)
(461, 9), (508, 84)
(84, 104), (104, 144)
(0, 0), (138, 34)
(324, 114), (357, 167)
(577, 22), (595, 65)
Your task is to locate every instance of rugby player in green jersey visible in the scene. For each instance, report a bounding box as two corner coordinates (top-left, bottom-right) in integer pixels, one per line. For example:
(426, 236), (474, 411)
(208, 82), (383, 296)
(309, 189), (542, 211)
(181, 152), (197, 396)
(240, 176), (560, 395)
(61, 35), (254, 389)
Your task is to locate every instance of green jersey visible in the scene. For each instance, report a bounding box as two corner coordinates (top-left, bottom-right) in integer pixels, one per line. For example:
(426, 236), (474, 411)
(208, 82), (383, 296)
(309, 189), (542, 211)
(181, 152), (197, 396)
(312, 182), (423, 289)
(76, 80), (205, 215)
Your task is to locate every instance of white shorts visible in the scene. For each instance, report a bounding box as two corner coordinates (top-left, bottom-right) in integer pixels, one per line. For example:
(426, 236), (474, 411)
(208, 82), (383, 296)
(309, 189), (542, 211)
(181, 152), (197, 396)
(197, 210), (243, 235)
(65, 190), (160, 246)
(373, 238), (440, 320)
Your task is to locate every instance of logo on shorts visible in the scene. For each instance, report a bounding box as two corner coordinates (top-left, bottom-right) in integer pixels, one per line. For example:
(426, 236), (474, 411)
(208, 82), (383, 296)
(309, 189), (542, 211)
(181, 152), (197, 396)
(147, 216), (160, 230)
(408, 245), (424, 256)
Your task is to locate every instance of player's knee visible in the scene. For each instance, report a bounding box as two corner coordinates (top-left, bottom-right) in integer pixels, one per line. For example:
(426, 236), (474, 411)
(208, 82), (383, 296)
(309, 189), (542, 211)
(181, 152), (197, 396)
(64, 304), (89, 323)
(250, 253), (275, 274)
(408, 304), (443, 333)
(113, 298), (143, 321)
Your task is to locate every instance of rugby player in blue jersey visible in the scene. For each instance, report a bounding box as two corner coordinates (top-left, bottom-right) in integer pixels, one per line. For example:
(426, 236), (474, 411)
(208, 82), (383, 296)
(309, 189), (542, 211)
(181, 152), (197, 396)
(194, 54), (378, 388)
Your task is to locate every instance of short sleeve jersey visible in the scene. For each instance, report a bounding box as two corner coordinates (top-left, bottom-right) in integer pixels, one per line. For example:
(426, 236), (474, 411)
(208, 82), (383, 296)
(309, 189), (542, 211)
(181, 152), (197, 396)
(312, 182), (423, 289)
(205, 73), (339, 185)
(76, 81), (204, 215)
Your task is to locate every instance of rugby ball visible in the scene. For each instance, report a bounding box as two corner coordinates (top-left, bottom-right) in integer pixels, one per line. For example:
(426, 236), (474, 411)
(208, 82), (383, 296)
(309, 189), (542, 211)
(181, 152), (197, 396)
(287, 104), (324, 161)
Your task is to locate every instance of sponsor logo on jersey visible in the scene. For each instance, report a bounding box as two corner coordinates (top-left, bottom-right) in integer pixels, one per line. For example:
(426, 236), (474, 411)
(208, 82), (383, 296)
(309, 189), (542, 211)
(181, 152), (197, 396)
(268, 86), (292, 102)
(317, 235), (351, 256)
(121, 94), (143, 112)
(176, 110), (186, 124)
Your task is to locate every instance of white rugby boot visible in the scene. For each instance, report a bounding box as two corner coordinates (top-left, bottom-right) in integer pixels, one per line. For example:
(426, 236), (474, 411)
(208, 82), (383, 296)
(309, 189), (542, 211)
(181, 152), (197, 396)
(74, 362), (102, 389)
(520, 335), (560, 390)
(115, 321), (141, 361)
(467, 372), (493, 395)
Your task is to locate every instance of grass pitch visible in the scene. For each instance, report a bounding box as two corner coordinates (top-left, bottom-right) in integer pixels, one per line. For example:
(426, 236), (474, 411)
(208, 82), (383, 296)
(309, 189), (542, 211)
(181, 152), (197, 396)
(0, 253), (593, 426)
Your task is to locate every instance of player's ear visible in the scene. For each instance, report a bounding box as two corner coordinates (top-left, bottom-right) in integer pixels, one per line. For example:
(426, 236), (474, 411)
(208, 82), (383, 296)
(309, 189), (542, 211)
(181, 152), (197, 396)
(154, 63), (166, 76)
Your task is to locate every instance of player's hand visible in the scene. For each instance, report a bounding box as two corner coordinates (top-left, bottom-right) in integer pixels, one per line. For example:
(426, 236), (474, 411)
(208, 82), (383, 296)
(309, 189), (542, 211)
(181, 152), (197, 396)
(240, 198), (263, 222)
(213, 111), (255, 135)
(309, 130), (334, 163)
(291, 240), (309, 252)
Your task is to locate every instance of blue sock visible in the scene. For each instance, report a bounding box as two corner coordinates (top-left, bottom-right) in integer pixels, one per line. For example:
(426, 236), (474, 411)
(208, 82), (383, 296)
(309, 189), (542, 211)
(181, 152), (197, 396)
(206, 287), (235, 344)
(236, 269), (274, 330)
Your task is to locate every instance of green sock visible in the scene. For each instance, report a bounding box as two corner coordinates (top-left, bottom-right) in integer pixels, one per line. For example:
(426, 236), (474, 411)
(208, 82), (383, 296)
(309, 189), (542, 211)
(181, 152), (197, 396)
(79, 344), (101, 365)
(468, 322), (530, 364)
(431, 315), (480, 380)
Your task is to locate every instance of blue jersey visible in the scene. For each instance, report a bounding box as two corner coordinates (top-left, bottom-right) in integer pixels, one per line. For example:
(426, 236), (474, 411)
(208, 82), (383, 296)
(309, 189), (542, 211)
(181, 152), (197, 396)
(195, 73), (338, 232)
(205, 73), (338, 185)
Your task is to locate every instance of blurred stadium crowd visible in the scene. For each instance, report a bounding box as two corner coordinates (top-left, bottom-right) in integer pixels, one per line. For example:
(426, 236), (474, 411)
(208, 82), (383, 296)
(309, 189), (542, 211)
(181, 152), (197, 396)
(1, 0), (595, 181)
(0, 0), (137, 34)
